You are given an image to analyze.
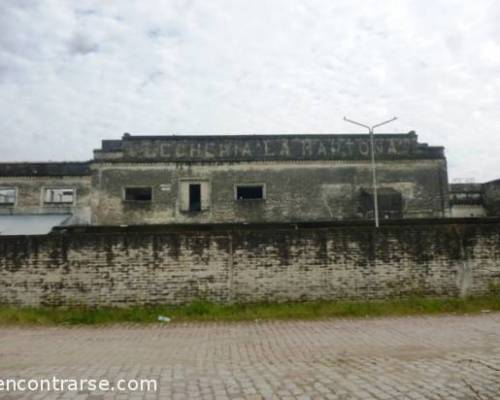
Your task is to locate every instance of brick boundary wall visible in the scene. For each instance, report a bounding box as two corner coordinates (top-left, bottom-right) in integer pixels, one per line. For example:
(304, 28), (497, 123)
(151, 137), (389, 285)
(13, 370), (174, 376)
(1, 219), (500, 307)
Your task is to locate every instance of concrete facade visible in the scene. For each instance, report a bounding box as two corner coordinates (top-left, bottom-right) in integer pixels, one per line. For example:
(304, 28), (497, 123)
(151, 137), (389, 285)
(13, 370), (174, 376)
(0, 163), (92, 226)
(0, 220), (499, 306)
(484, 179), (500, 216)
(91, 159), (448, 225)
(449, 183), (487, 218)
(0, 131), (452, 228)
(449, 180), (500, 218)
(91, 132), (448, 225)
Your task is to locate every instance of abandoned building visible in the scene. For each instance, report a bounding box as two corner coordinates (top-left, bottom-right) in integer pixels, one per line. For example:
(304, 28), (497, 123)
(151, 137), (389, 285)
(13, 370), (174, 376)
(0, 131), (497, 234)
(0, 162), (91, 234)
(3, 131), (500, 306)
(449, 179), (500, 218)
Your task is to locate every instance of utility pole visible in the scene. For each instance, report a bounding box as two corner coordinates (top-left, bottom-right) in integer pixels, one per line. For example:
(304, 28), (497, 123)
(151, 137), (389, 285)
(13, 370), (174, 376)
(343, 116), (397, 228)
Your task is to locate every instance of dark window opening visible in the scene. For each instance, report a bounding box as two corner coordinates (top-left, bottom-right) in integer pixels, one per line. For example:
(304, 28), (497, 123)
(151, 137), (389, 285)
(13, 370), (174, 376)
(358, 188), (403, 219)
(124, 187), (152, 201)
(189, 184), (201, 211)
(236, 185), (264, 200)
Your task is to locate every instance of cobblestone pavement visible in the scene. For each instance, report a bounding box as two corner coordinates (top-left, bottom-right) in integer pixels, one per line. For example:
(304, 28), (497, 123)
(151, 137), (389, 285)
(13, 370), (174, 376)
(0, 314), (499, 399)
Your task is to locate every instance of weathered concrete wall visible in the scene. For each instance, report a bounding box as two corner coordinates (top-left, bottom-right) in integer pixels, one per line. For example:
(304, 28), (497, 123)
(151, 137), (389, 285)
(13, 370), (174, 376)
(0, 176), (92, 224)
(450, 205), (486, 218)
(484, 179), (500, 216)
(0, 133), (449, 226)
(0, 220), (498, 307)
(90, 132), (448, 225)
(91, 160), (448, 225)
(448, 183), (486, 218)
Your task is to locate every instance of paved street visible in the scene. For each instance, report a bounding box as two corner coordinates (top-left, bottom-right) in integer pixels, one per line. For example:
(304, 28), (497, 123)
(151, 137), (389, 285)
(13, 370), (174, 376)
(0, 314), (499, 399)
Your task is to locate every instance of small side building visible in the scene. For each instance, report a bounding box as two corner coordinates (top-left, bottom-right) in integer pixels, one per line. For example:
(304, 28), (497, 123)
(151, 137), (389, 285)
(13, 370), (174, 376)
(0, 162), (91, 234)
(448, 179), (500, 218)
(483, 179), (500, 216)
(448, 183), (487, 218)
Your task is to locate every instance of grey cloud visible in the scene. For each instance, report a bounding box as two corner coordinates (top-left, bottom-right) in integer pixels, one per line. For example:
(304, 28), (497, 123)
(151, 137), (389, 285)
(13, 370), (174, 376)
(68, 32), (98, 55)
(0, 0), (499, 182)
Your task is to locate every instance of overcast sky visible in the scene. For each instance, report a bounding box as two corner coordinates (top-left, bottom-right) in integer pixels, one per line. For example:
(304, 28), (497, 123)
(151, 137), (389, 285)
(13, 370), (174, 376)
(1, 0), (499, 181)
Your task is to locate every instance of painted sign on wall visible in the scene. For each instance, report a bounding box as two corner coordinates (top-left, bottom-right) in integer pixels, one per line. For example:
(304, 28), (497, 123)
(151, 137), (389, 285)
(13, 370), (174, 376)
(116, 134), (441, 161)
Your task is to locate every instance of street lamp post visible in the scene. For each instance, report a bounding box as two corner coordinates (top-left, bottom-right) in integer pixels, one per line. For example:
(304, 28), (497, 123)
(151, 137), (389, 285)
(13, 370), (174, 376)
(343, 116), (397, 228)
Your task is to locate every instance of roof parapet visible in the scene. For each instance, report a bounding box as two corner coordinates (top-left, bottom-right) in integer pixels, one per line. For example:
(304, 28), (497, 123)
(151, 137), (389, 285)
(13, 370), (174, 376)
(93, 132), (445, 162)
(0, 162), (91, 177)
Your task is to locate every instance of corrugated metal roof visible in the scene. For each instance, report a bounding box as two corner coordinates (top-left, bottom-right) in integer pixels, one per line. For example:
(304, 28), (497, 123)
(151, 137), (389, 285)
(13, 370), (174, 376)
(0, 214), (71, 235)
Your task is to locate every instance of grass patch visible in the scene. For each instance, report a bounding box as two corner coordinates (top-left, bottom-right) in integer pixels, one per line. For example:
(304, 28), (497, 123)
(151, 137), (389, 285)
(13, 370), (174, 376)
(0, 296), (499, 326)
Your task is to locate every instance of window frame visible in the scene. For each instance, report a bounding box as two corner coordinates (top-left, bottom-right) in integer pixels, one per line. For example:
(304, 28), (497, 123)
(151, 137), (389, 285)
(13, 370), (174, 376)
(0, 187), (17, 206)
(234, 183), (266, 201)
(42, 187), (76, 205)
(122, 186), (154, 202)
(179, 178), (211, 212)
